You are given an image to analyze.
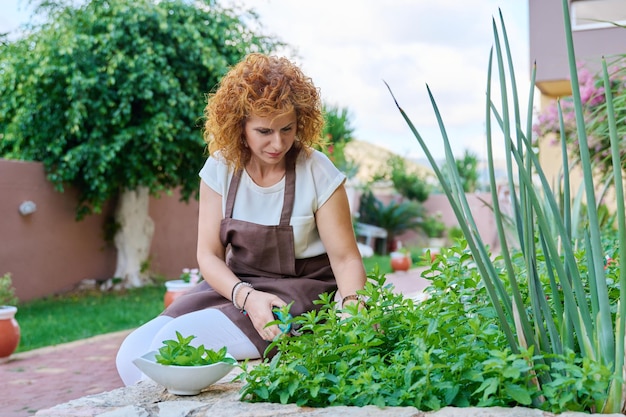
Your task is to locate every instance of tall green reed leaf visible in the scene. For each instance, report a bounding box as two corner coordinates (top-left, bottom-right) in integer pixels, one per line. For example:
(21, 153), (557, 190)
(388, 2), (624, 412)
(600, 56), (626, 413)
(560, 0), (614, 367)
(384, 80), (517, 351)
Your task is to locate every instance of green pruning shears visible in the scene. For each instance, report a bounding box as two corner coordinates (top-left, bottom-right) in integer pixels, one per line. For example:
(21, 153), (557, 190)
(272, 308), (293, 334)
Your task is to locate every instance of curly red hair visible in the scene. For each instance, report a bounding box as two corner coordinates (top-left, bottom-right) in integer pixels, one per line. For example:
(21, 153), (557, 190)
(203, 53), (325, 169)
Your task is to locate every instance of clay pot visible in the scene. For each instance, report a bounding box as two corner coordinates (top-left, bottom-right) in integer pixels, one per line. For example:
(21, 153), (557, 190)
(164, 280), (195, 308)
(390, 251), (411, 272)
(0, 306), (20, 362)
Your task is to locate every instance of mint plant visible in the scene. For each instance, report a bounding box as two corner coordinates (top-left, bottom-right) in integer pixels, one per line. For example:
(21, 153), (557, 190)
(155, 331), (236, 367)
(239, 242), (610, 412)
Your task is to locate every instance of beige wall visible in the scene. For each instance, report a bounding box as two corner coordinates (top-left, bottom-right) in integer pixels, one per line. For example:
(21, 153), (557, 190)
(529, 0), (626, 97)
(530, 0), (625, 213)
(1, 159), (198, 302)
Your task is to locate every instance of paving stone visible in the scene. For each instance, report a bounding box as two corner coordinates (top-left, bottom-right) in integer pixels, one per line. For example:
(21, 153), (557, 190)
(34, 366), (623, 417)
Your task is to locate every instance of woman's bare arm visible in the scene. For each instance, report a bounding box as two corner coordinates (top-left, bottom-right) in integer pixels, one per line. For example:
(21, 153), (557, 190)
(315, 183), (367, 306)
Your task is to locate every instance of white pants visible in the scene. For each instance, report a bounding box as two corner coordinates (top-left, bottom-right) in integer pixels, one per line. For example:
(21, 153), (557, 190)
(116, 309), (261, 386)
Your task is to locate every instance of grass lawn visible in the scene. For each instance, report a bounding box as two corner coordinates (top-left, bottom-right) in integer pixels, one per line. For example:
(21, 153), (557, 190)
(15, 285), (165, 353)
(14, 254), (398, 352)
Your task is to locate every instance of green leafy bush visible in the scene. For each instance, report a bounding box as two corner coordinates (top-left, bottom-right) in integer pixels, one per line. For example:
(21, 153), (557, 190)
(420, 213), (446, 238)
(0, 272), (18, 306)
(239, 242), (610, 412)
(387, 156), (431, 202)
(0, 0), (278, 219)
(372, 155), (431, 202)
(357, 189), (423, 252)
(320, 104), (359, 178)
(454, 149), (480, 193)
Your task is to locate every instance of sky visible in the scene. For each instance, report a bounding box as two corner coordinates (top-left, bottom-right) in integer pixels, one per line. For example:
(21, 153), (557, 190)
(0, 0), (531, 161)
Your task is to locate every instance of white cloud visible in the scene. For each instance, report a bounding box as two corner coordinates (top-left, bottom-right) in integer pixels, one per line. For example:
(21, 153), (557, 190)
(1, 0), (531, 161)
(229, 0), (530, 161)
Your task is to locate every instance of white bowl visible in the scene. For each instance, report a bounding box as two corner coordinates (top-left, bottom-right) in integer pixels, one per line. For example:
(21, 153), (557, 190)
(132, 351), (237, 395)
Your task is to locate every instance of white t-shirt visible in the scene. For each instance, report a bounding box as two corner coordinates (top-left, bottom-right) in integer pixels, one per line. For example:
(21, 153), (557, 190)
(199, 149), (346, 258)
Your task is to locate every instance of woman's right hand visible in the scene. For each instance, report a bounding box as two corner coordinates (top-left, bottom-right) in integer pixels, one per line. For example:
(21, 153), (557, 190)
(237, 289), (287, 341)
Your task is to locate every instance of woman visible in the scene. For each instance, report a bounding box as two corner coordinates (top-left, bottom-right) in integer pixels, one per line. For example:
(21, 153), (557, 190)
(116, 53), (366, 385)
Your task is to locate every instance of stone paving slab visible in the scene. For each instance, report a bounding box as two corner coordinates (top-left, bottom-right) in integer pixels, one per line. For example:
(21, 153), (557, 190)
(1, 330), (130, 417)
(34, 369), (619, 417)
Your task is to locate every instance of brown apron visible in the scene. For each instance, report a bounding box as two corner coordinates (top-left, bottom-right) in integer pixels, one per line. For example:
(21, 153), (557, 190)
(162, 152), (338, 356)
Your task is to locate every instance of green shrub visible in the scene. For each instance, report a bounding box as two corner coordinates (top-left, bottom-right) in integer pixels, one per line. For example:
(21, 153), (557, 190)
(0, 273), (18, 306)
(238, 242), (611, 412)
(420, 213), (446, 238)
(357, 189), (423, 252)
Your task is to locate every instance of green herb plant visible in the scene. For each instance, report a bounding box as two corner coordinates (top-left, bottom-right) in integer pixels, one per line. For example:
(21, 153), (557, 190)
(155, 331), (236, 367)
(239, 250), (610, 412)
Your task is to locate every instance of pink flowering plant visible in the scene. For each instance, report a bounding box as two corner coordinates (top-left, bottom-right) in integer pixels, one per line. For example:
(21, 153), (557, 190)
(179, 268), (201, 285)
(533, 57), (626, 180)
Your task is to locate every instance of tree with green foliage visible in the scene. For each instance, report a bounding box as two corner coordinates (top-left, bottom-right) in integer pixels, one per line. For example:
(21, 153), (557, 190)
(454, 149), (479, 193)
(320, 104), (358, 177)
(388, 155), (430, 202)
(373, 155), (431, 202)
(357, 188), (423, 253)
(322, 104), (354, 145)
(0, 0), (278, 288)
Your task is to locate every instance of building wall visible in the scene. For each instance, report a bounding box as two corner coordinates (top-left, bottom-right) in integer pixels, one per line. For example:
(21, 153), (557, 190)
(530, 0), (626, 202)
(1, 159), (198, 302)
(1, 159), (502, 302)
(421, 193), (500, 251)
(529, 0), (626, 97)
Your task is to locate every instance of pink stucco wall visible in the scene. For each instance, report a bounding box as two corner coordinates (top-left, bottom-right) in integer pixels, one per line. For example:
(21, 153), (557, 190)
(421, 193), (500, 251)
(1, 159), (198, 302)
(1, 159), (501, 302)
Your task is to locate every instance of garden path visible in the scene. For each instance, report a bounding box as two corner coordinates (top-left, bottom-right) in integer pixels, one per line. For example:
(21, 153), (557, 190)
(1, 267), (431, 417)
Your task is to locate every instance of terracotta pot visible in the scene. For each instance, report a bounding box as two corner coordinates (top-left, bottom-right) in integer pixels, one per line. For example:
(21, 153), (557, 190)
(0, 306), (20, 363)
(390, 252), (411, 272)
(164, 280), (195, 308)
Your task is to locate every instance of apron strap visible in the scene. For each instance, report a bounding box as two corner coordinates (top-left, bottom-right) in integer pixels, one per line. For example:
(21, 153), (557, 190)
(224, 169), (242, 219)
(279, 151), (296, 226)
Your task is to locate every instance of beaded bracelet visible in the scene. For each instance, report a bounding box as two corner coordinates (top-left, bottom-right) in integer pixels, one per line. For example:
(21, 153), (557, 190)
(230, 282), (244, 305)
(232, 281), (253, 310)
(341, 294), (361, 308)
(241, 289), (254, 315)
